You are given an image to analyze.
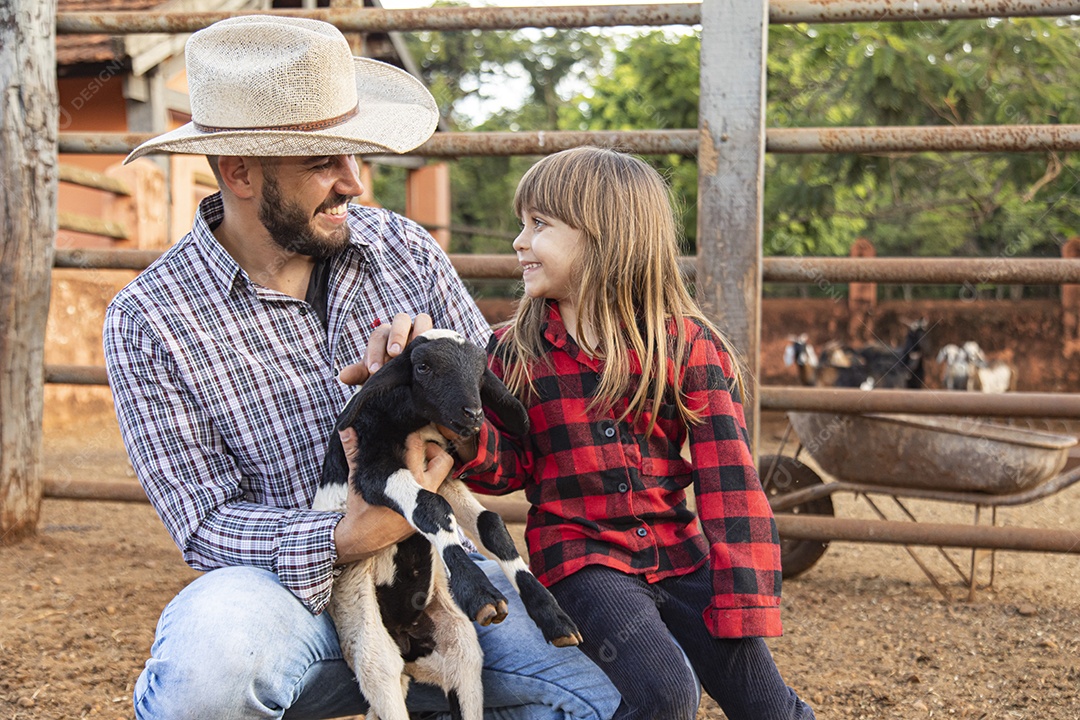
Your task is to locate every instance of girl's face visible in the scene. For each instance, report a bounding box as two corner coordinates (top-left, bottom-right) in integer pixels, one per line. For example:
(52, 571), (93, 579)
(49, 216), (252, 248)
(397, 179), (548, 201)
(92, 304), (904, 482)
(513, 209), (584, 306)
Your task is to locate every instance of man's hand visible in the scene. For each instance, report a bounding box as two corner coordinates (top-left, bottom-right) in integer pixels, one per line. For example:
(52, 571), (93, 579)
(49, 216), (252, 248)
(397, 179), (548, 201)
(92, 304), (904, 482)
(338, 312), (434, 386)
(332, 426), (454, 566)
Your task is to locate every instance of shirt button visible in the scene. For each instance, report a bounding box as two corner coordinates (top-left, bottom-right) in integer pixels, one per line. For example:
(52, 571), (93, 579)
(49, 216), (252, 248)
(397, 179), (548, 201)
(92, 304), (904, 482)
(603, 426), (616, 438)
(298, 306), (309, 316)
(618, 483), (629, 493)
(636, 527), (648, 538)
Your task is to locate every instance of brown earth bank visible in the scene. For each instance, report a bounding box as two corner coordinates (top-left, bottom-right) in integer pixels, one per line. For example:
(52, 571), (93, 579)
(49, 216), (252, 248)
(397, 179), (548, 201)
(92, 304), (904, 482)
(5, 414), (1080, 719)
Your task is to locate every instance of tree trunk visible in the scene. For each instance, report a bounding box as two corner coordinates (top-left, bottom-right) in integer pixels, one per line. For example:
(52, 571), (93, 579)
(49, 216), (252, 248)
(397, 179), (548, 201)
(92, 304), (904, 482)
(0, 0), (58, 543)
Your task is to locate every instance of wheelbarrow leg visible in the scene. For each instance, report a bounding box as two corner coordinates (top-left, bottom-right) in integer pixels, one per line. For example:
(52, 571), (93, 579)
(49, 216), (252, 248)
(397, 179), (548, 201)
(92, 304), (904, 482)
(966, 505), (999, 602)
(890, 496), (971, 587)
(862, 494), (953, 602)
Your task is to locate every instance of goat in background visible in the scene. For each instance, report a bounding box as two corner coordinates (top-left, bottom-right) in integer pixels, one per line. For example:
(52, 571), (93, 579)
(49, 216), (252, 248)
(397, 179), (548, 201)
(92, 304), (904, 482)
(784, 319), (929, 390)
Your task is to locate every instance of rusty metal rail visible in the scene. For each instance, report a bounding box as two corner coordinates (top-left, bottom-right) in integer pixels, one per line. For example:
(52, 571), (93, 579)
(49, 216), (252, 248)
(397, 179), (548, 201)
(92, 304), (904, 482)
(41, 362), (1080, 419)
(760, 387), (1080, 418)
(58, 125), (1080, 157)
(37, 478), (1080, 557)
(53, 248), (1080, 285)
(775, 514), (1080, 554)
(54, 0), (1080, 34)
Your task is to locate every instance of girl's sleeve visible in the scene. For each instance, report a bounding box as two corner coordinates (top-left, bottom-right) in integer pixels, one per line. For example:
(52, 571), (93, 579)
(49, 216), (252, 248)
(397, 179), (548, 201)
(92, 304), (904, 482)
(684, 325), (784, 638)
(456, 340), (534, 495)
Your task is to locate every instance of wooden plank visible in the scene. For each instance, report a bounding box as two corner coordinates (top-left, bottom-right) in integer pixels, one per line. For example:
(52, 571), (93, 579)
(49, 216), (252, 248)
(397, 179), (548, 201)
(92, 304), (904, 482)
(1, 0), (58, 542)
(696, 0), (768, 455)
(57, 211), (129, 240)
(58, 163), (132, 195)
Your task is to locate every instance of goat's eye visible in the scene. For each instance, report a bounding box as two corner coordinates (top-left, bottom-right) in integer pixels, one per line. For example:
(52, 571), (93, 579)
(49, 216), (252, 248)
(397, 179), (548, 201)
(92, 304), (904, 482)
(415, 363), (432, 375)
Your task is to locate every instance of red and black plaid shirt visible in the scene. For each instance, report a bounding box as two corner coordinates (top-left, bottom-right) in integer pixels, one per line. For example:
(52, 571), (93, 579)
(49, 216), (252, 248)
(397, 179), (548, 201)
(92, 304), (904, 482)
(461, 304), (782, 638)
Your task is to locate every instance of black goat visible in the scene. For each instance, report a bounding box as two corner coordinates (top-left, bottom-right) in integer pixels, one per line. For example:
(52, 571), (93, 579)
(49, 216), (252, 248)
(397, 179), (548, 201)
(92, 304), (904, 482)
(784, 320), (928, 390)
(313, 329), (581, 720)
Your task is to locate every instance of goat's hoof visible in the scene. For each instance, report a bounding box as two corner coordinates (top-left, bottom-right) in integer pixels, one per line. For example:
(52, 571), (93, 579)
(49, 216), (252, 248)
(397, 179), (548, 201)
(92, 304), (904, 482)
(475, 599), (509, 626)
(551, 632), (582, 647)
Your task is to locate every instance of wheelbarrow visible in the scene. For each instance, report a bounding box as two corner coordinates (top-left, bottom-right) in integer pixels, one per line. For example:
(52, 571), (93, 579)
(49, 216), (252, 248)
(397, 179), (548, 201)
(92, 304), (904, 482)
(760, 412), (1080, 600)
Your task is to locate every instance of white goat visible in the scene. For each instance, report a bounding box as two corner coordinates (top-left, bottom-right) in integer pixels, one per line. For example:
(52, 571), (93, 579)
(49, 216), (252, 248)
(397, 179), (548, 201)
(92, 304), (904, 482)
(962, 341), (1017, 393)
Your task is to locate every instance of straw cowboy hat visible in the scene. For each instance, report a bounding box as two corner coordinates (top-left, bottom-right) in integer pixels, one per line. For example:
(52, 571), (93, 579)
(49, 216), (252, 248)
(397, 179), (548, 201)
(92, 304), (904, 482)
(124, 15), (439, 163)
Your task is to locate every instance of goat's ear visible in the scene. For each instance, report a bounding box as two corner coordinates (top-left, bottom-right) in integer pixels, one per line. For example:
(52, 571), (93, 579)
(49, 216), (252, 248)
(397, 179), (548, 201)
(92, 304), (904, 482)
(334, 356), (412, 431)
(480, 368), (530, 436)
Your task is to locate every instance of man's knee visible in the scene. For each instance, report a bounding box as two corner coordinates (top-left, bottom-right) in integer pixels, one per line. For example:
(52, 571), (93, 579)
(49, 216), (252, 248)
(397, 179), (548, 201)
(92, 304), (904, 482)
(135, 567), (334, 718)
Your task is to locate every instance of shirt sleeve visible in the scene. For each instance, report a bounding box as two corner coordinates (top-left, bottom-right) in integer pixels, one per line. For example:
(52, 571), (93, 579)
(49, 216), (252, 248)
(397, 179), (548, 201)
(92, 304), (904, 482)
(104, 303), (342, 615)
(401, 218), (493, 347)
(684, 324), (783, 638)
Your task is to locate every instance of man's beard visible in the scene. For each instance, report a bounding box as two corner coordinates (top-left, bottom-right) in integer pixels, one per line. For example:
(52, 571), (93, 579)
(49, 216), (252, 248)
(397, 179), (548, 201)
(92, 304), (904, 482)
(258, 172), (351, 260)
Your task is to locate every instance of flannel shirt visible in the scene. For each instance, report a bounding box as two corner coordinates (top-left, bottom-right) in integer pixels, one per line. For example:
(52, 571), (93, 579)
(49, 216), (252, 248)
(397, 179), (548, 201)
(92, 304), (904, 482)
(103, 193), (491, 615)
(460, 303), (783, 638)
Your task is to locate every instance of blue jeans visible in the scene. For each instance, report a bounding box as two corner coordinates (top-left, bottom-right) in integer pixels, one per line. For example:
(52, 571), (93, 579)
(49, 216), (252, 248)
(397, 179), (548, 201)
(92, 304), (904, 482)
(134, 558), (621, 719)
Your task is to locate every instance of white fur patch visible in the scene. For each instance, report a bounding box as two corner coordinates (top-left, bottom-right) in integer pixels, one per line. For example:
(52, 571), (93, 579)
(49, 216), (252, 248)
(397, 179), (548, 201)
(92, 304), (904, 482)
(420, 329), (466, 344)
(384, 468), (421, 520)
(312, 482), (349, 513)
(497, 557), (530, 593)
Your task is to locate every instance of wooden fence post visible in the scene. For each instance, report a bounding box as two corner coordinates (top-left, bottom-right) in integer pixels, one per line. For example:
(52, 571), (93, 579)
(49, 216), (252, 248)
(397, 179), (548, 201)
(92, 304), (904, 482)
(696, 0), (768, 456)
(0, 0), (58, 543)
(848, 237), (877, 343)
(1063, 237), (1080, 359)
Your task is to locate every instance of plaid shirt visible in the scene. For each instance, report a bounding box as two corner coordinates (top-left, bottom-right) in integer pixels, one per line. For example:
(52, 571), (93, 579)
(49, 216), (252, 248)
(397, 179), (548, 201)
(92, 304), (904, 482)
(461, 304), (782, 638)
(104, 193), (491, 615)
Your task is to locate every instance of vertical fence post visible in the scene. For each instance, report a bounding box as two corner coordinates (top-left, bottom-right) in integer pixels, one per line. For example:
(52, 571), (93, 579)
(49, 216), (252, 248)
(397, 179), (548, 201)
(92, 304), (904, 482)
(0, 0), (58, 543)
(696, 0), (768, 456)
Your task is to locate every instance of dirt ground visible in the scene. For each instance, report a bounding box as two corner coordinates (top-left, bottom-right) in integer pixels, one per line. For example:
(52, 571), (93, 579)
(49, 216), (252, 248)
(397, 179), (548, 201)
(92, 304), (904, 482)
(3, 413), (1080, 719)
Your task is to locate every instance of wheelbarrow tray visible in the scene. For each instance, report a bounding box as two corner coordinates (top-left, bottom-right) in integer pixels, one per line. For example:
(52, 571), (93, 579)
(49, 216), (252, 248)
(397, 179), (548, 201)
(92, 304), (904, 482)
(787, 412), (1078, 494)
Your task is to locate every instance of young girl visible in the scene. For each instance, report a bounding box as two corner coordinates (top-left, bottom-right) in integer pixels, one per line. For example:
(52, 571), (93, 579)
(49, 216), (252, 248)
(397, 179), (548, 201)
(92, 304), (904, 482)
(457, 147), (814, 720)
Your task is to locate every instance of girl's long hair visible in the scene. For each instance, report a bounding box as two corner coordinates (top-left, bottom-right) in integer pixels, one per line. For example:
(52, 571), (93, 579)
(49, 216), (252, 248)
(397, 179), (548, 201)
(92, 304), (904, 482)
(497, 146), (745, 434)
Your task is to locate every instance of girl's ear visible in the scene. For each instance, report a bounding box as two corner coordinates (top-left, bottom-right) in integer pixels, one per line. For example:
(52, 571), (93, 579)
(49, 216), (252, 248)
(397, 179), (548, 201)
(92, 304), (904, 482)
(334, 355), (412, 432)
(480, 368), (530, 436)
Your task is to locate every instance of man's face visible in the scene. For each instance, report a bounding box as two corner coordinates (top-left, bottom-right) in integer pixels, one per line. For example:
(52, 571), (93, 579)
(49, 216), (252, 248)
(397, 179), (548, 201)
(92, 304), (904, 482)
(257, 156), (362, 260)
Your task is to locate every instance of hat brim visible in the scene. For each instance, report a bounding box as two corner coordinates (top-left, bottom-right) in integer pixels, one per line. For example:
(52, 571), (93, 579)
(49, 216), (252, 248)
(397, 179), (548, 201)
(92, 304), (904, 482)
(124, 57), (438, 163)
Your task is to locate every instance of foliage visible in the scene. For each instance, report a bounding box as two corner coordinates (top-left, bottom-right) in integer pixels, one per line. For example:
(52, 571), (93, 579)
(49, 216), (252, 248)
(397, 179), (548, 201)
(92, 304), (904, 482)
(765, 18), (1080, 258)
(391, 11), (1080, 265)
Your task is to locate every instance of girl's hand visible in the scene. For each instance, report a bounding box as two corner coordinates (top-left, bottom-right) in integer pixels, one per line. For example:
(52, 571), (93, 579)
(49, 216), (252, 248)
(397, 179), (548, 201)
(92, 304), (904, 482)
(338, 312), (434, 385)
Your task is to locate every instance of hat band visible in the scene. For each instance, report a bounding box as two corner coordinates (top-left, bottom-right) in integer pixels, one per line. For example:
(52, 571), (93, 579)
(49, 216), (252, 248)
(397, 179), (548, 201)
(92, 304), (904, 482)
(192, 104), (359, 134)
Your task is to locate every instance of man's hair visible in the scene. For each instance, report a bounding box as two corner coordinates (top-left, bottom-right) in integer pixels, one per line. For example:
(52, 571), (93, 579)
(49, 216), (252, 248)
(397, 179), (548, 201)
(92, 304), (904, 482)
(205, 155), (225, 189)
(497, 146), (745, 436)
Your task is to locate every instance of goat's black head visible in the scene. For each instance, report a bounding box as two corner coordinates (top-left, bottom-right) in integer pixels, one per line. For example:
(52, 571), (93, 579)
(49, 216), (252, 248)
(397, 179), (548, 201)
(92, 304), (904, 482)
(338, 330), (529, 439)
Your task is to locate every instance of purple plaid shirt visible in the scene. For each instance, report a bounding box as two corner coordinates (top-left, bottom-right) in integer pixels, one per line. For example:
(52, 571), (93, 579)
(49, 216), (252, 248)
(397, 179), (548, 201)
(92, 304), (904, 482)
(104, 193), (491, 614)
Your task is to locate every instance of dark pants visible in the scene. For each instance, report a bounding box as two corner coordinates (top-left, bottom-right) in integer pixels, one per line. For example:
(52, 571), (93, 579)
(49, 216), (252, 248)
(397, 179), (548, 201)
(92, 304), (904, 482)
(548, 564), (815, 720)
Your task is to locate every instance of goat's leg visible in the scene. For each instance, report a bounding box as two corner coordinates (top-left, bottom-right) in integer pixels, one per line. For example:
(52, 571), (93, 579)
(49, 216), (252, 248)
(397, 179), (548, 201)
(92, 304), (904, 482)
(328, 563), (411, 720)
(438, 480), (582, 647)
(379, 468), (509, 625)
(407, 552), (484, 720)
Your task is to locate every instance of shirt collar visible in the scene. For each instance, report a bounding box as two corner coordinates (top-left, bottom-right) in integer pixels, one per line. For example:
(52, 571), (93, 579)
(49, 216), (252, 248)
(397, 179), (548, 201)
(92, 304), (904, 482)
(543, 302), (604, 372)
(191, 193), (250, 297)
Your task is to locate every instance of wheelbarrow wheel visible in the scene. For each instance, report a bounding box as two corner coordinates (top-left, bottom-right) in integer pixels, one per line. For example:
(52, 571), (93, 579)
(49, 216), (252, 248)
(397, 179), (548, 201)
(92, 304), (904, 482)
(759, 454), (834, 579)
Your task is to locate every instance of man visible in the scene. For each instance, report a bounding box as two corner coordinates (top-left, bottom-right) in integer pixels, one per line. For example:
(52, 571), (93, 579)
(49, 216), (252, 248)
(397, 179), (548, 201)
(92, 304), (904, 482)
(104, 15), (620, 719)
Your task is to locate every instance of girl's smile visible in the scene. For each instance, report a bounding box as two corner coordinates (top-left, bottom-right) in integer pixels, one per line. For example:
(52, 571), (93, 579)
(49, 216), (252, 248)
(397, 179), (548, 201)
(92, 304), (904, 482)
(513, 211), (583, 306)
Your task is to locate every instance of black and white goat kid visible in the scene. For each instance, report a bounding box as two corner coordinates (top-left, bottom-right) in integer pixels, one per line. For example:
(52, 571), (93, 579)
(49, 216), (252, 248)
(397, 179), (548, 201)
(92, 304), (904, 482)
(313, 329), (581, 720)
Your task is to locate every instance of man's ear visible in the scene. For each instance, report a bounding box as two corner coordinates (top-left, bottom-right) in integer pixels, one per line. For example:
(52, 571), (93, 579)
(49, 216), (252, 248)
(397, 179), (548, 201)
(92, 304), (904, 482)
(216, 156), (259, 199)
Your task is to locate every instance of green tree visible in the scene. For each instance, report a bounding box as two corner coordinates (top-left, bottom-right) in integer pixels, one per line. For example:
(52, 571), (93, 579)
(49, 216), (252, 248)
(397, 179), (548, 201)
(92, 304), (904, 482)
(394, 2), (608, 253)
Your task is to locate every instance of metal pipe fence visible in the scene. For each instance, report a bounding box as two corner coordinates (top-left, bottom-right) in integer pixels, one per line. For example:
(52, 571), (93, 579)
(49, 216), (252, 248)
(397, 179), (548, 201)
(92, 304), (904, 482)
(49, 1), (1080, 422)
(54, 0), (1080, 34)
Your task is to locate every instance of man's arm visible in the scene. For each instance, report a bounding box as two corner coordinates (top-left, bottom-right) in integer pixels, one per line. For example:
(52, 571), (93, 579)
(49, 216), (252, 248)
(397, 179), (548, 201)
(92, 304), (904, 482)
(105, 303), (344, 613)
(332, 428), (453, 565)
